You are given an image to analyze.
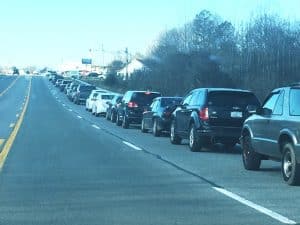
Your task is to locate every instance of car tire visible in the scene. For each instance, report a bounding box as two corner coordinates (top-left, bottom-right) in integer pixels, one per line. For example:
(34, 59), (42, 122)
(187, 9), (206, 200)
(170, 120), (181, 145)
(153, 118), (161, 137)
(282, 142), (300, 186)
(189, 123), (202, 152)
(116, 114), (122, 126)
(141, 119), (148, 133)
(122, 116), (129, 129)
(242, 134), (261, 170)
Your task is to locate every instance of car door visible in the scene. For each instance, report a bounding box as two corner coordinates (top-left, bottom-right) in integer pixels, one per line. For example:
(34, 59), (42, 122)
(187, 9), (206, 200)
(176, 92), (193, 135)
(266, 91), (285, 158)
(144, 100), (157, 129)
(252, 92), (281, 156)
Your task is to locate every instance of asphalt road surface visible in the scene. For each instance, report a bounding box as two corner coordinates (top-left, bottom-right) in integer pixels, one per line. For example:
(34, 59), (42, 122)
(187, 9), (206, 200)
(0, 75), (299, 225)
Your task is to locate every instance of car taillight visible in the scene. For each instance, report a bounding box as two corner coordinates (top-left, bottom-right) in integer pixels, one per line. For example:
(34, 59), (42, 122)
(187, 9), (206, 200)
(128, 102), (138, 108)
(199, 107), (209, 121)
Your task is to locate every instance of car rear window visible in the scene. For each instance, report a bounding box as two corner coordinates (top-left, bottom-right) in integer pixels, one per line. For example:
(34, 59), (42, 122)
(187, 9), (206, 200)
(79, 86), (95, 91)
(131, 92), (161, 105)
(101, 95), (114, 100)
(208, 91), (260, 108)
(161, 98), (182, 107)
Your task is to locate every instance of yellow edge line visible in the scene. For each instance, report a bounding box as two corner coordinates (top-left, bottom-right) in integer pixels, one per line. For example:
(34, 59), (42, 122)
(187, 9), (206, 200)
(0, 77), (32, 170)
(0, 76), (20, 97)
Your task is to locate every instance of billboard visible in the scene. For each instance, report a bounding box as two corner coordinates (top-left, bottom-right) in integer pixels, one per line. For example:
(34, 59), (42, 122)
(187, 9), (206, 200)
(82, 58), (92, 65)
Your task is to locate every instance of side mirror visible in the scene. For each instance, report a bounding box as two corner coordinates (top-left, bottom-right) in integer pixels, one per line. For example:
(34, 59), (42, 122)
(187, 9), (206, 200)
(256, 107), (272, 116)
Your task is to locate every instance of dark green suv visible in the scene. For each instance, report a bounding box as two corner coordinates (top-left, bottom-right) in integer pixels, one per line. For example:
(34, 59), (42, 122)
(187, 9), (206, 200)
(241, 84), (300, 185)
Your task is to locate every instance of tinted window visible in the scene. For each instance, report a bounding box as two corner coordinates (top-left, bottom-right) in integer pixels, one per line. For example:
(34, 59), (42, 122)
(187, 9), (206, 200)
(131, 92), (161, 105)
(208, 91), (260, 108)
(263, 93), (280, 111)
(290, 89), (300, 116)
(273, 91), (284, 115)
(101, 95), (114, 100)
(79, 86), (95, 91)
(161, 98), (182, 107)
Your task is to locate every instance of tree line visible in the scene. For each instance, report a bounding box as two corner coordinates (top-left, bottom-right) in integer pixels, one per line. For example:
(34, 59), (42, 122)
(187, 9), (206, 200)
(106, 10), (300, 100)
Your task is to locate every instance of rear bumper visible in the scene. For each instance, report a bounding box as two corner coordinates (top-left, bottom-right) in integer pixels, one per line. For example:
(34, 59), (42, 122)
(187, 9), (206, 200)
(196, 126), (242, 143)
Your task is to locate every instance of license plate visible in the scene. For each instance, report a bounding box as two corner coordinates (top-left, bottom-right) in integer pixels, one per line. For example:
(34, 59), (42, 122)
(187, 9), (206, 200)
(231, 111), (242, 118)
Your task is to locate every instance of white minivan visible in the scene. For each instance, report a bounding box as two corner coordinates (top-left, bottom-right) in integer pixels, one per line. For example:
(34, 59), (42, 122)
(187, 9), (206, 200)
(86, 90), (108, 111)
(92, 93), (115, 116)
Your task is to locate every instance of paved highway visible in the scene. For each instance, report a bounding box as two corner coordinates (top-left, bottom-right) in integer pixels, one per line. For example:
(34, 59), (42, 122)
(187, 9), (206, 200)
(0, 76), (299, 224)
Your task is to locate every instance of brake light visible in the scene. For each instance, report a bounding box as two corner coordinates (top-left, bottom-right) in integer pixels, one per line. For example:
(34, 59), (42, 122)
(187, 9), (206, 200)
(199, 107), (209, 121)
(128, 102), (138, 108)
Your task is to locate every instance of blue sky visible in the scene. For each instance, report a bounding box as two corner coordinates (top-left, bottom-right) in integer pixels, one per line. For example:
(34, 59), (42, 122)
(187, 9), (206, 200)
(0, 0), (299, 68)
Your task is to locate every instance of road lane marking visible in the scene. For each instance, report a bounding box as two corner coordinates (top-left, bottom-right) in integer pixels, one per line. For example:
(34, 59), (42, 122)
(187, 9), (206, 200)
(92, 124), (100, 130)
(213, 187), (296, 224)
(68, 109), (73, 112)
(9, 123), (15, 128)
(77, 116), (82, 119)
(123, 141), (142, 151)
(0, 76), (20, 97)
(16, 114), (19, 118)
(0, 78), (31, 170)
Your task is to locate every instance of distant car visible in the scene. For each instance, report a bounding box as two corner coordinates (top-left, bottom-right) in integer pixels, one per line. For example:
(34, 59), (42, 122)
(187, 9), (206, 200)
(141, 97), (182, 136)
(59, 80), (72, 92)
(116, 91), (162, 128)
(55, 79), (63, 87)
(67, 83), (79, 100)
(87, 72), (100, 77)
(85, 90), (108, 111)
(91, 93), (115, 116)
(170, 88), (260, 152)
(73, 85), (96, 104)
(105, 94), (123, 122)
(241, 84), (300, 185)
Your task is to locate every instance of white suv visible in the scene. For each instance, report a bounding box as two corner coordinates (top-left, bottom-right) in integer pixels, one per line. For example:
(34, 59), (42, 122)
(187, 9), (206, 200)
(92, 93), (115, 116)
(86, 90), (107, 111)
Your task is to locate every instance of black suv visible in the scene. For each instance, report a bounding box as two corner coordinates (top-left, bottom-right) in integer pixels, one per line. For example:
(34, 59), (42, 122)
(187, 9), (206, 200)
(241, 84), (300, 185)
(170, 88), (260, 152)
(73, 85), (96, 105)
(116, 91), (161, 129)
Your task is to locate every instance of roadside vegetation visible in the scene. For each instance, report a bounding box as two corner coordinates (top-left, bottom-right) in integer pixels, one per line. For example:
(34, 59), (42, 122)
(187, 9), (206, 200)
(88, 10), (300, 100)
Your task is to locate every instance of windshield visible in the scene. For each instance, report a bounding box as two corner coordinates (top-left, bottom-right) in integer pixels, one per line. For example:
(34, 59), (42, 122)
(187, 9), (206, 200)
(1, 1), (299, 225)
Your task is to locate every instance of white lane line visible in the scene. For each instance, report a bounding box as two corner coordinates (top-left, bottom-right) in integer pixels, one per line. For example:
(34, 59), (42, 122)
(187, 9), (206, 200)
(16, 114), (19, 118)
(213, 187), (296, 224)
(123, 141), (143, 151)
(68, 109), (73, 112)
(77, 115), (82, 119)
(62, 104), (66, 107)
(9, 123), (15, 128)
(92, 124), (100, 130)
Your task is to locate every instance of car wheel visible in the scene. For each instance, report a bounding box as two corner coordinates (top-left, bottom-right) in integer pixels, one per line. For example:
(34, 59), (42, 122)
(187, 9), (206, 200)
(282, 143), (300, 185)
(116, 114), (122, 126)
(122, 116), (129, 129)
(189, 123), (202, 152)
(242, 133), (261, 170)
(141, 119), (148, 133)
(152, 118), (161, 137)
(170, 120), (181, 145)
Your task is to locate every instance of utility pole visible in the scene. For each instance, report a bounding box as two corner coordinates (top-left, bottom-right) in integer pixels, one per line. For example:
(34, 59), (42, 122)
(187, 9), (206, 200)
(125, 47), (129, 81)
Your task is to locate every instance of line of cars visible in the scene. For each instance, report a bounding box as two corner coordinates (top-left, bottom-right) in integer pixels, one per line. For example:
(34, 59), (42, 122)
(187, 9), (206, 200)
(48, 74), (300, 186)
